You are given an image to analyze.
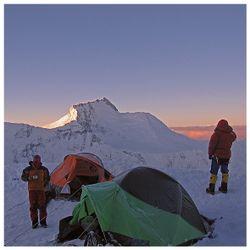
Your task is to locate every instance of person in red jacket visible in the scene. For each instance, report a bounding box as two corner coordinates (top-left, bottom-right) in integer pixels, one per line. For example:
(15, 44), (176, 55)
(21, 155), (50, 228)
(206, 119), (237, 195)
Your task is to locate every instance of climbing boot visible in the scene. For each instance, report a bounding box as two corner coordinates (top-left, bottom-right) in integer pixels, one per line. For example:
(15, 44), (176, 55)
(206, 174), (217, 195)
(32, 220), (38, 229)
(206, 183), (215, 195)
(219, 174), (229, 193)
(40, 218), (48, 228)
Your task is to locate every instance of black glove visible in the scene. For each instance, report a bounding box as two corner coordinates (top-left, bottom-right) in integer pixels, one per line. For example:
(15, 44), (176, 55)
(21, 171), (29, 182)
(209, 155), (213, 160)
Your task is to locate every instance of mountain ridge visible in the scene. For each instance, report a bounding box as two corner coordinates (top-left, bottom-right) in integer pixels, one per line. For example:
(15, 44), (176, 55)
(4, 98), (203, 168)
(43, 97), (118, 129)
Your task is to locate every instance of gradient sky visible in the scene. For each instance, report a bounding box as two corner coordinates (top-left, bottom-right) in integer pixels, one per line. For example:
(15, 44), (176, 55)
(5, 4), (246, 127)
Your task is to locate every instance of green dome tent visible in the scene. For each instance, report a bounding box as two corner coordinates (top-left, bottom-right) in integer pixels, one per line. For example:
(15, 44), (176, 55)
(68, 167), (209, 246)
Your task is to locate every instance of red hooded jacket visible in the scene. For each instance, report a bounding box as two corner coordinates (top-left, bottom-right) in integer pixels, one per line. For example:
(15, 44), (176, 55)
(208, 120), (236, 159)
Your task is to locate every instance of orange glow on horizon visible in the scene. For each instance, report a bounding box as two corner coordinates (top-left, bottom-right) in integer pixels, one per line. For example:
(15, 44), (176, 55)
(171, 126), (246, 140)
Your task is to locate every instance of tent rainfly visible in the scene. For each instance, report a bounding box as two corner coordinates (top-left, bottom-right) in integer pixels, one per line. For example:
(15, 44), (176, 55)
(69, 167), (209, 246)
(50, 153), (113, 198)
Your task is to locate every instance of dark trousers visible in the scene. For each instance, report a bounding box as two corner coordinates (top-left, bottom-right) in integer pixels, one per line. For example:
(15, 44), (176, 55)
(210, 158), (229, 175)
(28, 190), (47, 223)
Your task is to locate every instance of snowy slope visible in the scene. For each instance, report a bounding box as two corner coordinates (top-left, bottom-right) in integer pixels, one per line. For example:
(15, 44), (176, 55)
(43, 106), (77, 129)
(4, 140), (246, 246)
(4, 98), (246, 246)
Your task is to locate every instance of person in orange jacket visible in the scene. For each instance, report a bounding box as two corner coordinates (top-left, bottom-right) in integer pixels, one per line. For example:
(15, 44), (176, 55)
(206, 119), (237, 195)
(21, 155), (50, 228)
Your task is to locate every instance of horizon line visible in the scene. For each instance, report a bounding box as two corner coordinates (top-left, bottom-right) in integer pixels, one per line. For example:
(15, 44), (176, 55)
(4, 119), (246, 128)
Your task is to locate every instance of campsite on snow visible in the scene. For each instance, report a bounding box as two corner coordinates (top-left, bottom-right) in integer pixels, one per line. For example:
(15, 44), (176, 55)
(4, 98), (246, 246)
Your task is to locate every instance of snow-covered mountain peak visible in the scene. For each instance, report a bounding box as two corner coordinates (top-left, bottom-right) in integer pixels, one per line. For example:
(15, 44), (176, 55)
(43, 97), (118, 129)
(73, 97), (118, 112)
(43, 106), (77, 129)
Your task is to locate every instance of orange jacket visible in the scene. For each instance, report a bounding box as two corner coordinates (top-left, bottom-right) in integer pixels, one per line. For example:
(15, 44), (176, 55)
(21, 162), (50, 191)
(208, 120), (237, 160)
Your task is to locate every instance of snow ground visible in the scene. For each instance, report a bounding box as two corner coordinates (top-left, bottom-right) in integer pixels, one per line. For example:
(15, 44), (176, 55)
(4, 141), (246, 246)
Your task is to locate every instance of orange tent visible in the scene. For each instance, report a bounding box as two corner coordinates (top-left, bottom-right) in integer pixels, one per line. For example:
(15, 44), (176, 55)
(50, 153), (113, 196)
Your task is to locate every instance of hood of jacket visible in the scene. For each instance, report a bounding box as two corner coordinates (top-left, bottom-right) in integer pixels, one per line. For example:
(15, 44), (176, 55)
(29, 161), (42, 168)
(215, 119), (233, 133)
